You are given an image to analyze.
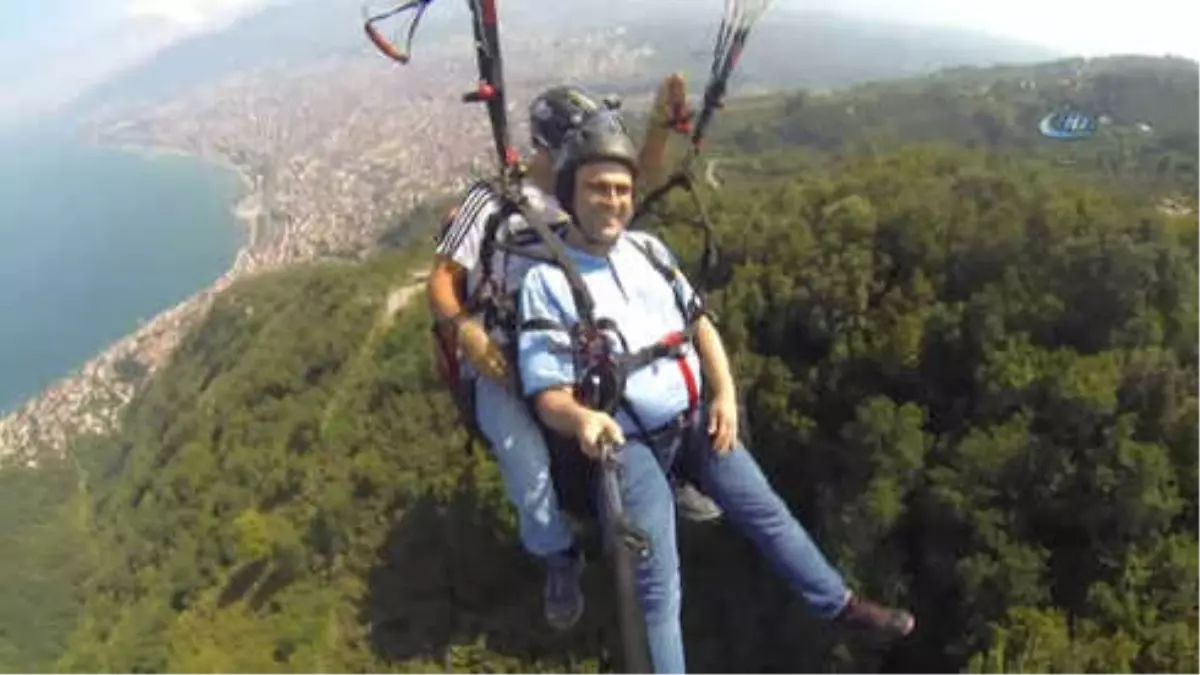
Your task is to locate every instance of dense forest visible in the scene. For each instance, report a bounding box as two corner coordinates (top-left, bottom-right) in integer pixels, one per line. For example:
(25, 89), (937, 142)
(0, 55), (1196, 673)
(707, 54), (1199, 196)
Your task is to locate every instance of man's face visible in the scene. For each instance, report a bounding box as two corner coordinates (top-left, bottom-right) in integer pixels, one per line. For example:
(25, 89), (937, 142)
(572, 160), (634, 247)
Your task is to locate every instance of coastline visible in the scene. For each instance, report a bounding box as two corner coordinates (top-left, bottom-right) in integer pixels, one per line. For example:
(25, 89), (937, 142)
(103, 138), (264, 263)
(0, 140), (265, 466)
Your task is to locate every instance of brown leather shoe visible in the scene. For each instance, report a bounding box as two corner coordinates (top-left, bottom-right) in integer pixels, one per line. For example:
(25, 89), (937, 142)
(836, 595), (916, 640)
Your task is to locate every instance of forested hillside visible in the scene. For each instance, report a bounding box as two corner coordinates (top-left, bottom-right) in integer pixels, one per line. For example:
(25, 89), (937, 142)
(0, 461), (92, 671)
(708, 55), (1199, 197)
(1, 55), (1195, 674)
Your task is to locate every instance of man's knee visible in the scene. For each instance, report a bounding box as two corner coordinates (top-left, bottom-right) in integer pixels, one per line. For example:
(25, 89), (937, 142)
(702, 441), (769, 484)
(702, 444), (795, 520)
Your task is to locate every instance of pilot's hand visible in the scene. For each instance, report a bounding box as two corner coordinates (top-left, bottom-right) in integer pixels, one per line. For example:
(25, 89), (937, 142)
(577, 410), (626, 460)
(708, 391), (739, 455)
(457, 318), (510, 385)
(651, 72), (689, 129)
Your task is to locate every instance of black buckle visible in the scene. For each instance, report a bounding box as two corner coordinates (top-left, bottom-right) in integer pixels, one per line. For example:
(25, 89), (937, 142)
(578, 360), (624, 414)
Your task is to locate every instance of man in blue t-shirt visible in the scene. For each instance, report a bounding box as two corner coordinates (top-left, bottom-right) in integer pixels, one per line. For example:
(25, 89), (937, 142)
(517, 111), (916, 673)
(426, 79), (721, 632)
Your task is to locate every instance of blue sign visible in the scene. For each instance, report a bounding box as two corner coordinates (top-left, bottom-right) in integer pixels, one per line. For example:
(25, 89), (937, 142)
(1038, 110), (1098, 140)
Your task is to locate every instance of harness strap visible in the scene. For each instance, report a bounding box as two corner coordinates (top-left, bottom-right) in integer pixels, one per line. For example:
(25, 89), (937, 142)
(515, 236), (706, 423)
(619, 331), (701, 418)
(465, 201), (511, 329)
(667, 333), (701, 412)
(520, 317), (562, 333)
(469, 195), (578, 337)
(627, 237), (706, 326)
(627, 240), (705, 414)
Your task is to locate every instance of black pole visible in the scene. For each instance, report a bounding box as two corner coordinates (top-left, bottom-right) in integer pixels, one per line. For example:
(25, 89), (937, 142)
(462, 0), (513, 174)
(600, 455), (654, 674)
(581, 381), (652, 673)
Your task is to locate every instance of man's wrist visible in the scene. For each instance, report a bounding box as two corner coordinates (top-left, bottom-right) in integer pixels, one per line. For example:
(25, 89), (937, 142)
(568, 401), (599, 438)
(712, 384), (737, 404)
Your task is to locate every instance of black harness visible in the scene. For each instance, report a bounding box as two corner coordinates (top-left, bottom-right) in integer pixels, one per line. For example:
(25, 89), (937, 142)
(518, 236), (709, 441)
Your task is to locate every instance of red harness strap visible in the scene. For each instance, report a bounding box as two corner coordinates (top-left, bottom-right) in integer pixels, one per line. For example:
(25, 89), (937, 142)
(660, 331), (700, 411)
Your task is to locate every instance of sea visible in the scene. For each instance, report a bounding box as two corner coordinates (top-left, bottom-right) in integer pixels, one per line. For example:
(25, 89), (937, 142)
(0, 123), (245, 414)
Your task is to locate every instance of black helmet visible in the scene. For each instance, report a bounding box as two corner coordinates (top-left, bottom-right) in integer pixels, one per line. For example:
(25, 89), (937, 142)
(553, 109), (639, 212)
(528, 85), (607, 154)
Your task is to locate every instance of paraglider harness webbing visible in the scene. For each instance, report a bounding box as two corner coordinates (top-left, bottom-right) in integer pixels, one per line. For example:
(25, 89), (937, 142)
(362, 0), (433, 64)
(520, 236), (705, 422)
(518, 236), (708, 449)
(633, 170), (720, 297)
(631, 0), (774, 293)
(464, 200), (568, 341)
(429, 204), (490, 457)
(456, 0), (599, 329)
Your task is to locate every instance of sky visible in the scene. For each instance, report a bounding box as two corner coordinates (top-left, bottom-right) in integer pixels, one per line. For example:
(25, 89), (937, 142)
(0, 0), (1196, 127)
(0, 0), (279, 126)
(822, 0), (1199, 60)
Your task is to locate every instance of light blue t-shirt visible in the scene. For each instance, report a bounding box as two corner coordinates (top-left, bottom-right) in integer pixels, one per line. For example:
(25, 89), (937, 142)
(517, 231), (703, 434)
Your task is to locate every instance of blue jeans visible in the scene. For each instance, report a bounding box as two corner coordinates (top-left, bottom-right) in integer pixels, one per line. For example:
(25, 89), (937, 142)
(600, 410), (851, 673)
(474, 375), (576, 558)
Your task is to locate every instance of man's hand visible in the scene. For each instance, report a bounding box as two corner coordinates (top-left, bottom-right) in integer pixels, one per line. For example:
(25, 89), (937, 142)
(457, 318), (510, 385)
(708, 391), (739, 455)
(576, 409), (626, 460)
(651, 72), (689, 130)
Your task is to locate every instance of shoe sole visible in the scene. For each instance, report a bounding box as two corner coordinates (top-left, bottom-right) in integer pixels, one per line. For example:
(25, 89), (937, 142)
(843, 614), (916, 643)
(546, 556), (586, 632)
(546, 598), (585, 631)
(679, 509), (724, 523)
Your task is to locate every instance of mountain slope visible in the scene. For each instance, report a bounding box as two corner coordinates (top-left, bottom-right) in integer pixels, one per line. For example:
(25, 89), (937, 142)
(626, 7), (1060, 95)
(67, 0), (472, 118)
(699, 54), (1199, 196)
(69, 1), (1059, 120)
(53, 250), (618, 673)
(0, 460), (93, 672)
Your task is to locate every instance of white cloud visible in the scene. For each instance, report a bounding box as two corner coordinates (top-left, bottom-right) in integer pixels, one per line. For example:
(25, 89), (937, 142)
(0, 0), (282, 126)
(124, 0), (275, 32)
